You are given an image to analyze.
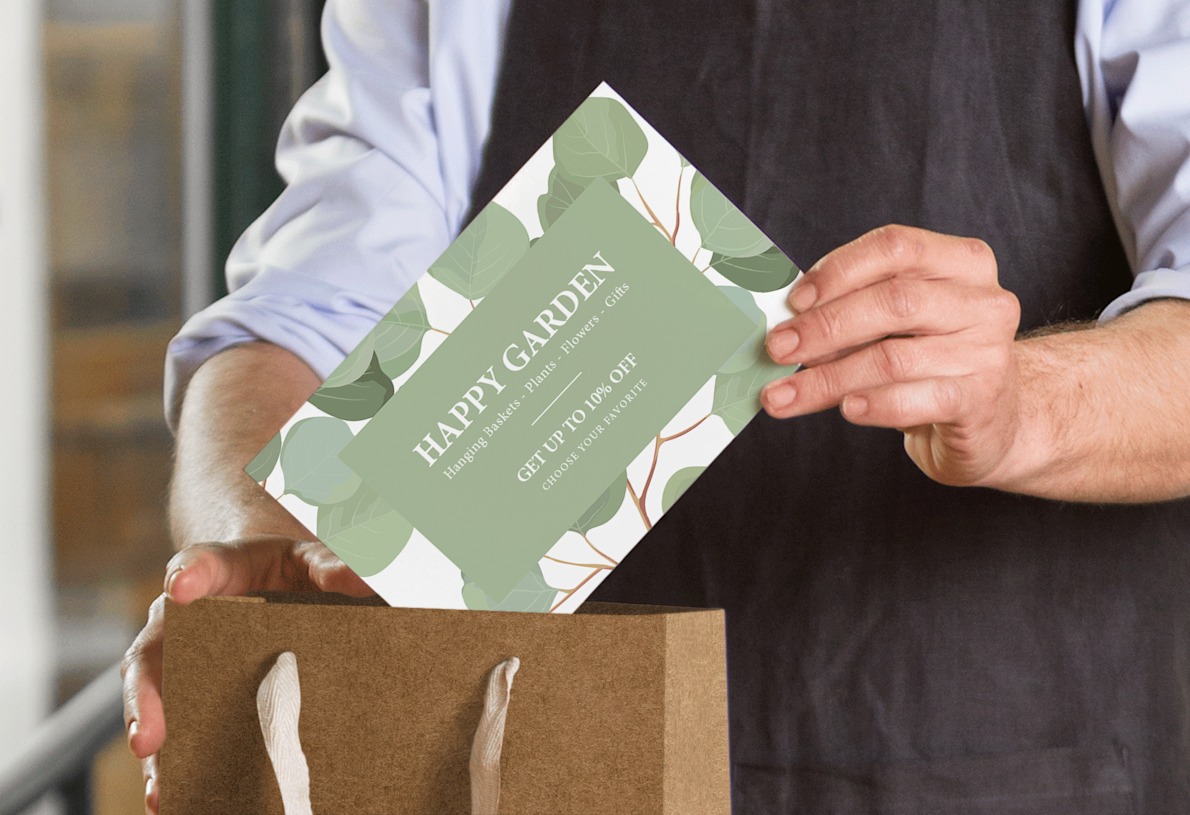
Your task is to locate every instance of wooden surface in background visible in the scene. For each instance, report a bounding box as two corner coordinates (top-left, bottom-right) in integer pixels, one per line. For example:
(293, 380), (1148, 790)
(95, 733), (146, 815)
(52, 322), (176, 584)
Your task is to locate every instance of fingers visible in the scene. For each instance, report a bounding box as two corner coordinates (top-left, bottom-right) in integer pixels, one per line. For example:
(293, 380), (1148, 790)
(122, 534), (376, 814)
(122, 595), (166, 760)
(143, 752), (159, 814)
(762, 225), (1026, 487)
(764, 227), (1019, 423)
(165, 536), (378, 603)
(770, 278), (1016, 367)
(164, 536), (314, 604)
(133, 541), (365, 752)
(839, 376), (971, 429)
(762, 335), (1004, 418)
(295, 539), (375, 597)
(789, 224), (998, 313)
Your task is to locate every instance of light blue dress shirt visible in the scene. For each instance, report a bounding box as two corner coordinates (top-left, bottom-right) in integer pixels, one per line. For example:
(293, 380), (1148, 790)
(165, 0), (1190, 422)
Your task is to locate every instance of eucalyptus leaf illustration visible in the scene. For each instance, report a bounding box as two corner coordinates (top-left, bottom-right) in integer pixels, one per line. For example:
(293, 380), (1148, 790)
(553, 97), (648, 182)
(429, 204), (528, 300)
(690, 172), (772, 258)
(661, 466), (705, 514)
(320, 340), (374, 391)
(711, 246), (800, 292)
(461, 564), (558, 613)
(279, 416), (361, 506)
(246, 432), (282, 483)
(377, 340), (423, 381)
(718, 286), (766, 375)
(374, 286), (431, 372)
(712, 357), (790, 435)
(308, 352), (395, 421)
(316, 484), (412, 577)
(321, 286), (430, 388)
(570, 474), (627, 535)
(461, 581), (490, 611)
(537, 166), (589, 229)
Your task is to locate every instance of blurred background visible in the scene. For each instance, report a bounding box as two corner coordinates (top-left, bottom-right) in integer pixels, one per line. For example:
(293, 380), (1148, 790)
(1, 0), (326, 811)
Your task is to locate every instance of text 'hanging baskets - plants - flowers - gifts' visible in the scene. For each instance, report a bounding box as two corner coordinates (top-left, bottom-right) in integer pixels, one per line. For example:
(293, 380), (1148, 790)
(160, 594), (730, 814)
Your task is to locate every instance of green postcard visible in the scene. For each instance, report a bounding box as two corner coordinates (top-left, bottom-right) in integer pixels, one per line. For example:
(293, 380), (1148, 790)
(250, 84), (800, 612)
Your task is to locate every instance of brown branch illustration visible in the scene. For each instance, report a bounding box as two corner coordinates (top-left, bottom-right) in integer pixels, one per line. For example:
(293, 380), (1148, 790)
(543, 554), (612, 570)
(550, 567), (603, 612)
(429, 327), (451, 337)
(659, 414), (709, 444)
(631, 179), (674, 242)
(581, 532), (618, 566)
(636, 414), (711, 520)
(671, 167), (683, 246)
(548, 414), (713, 611)
(637, 435), (663, 518)
(626, 477), (653, 530)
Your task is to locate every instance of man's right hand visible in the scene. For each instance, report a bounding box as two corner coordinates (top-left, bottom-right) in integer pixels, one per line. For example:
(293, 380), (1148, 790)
(121, 535), (372, 814)
(124, 341), (344, 814)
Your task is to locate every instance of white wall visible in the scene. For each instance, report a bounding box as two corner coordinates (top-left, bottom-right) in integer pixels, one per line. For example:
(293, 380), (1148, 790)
(0, 0), (54, 769)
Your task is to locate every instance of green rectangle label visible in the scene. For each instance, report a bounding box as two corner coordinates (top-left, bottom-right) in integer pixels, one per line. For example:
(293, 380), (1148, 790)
(341, 180), (755, 600)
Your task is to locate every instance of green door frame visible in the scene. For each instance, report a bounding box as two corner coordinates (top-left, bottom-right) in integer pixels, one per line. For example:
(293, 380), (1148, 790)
(210, 0), (326, 298)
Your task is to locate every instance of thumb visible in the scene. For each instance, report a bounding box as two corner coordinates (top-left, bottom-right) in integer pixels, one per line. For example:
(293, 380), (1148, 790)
(163, 536), (315, 604)
(293, 539), (376, 598)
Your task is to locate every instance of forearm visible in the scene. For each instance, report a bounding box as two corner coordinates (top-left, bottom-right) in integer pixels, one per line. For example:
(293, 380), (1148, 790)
(169, 342), (321, 547)
(992, 300), (1190, 502)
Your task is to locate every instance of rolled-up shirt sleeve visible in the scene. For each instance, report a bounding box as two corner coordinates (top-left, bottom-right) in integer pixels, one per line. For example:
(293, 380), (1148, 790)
(1078, 0), (1190, 321)
(164, 0), (509, 425)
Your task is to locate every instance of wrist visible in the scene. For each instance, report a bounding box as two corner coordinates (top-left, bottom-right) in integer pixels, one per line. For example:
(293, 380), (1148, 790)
(976, 334), (1091, 499)
(169, 476), (313, 550)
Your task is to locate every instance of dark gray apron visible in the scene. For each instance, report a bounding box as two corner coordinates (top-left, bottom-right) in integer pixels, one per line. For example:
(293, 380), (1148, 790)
(467, 1), (1190, 811)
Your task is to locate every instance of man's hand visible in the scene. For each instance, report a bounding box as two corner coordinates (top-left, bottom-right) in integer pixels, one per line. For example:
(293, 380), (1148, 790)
(121, 537), (372, 813)
(762, 225), (1023, 487)
(121, 342), (341, 813)
(761, 224), (1190, 503)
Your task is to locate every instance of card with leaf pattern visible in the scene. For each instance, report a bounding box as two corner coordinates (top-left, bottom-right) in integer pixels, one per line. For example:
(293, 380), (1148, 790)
(248, 83), (800, 613)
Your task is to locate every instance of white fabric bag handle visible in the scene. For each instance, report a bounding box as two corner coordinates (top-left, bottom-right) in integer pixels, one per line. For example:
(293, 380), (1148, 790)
(470, 657), (520, 815)
(257, 652), (521, 815)
(257, 652), (314, 815)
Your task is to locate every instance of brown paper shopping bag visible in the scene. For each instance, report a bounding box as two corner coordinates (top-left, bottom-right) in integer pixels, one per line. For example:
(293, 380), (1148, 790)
(160, 594), (730, 814)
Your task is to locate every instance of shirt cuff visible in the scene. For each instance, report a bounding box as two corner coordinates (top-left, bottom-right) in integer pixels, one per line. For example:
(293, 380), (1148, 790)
(1099, 265), (1190, 322)
(163, 268), (404, 431)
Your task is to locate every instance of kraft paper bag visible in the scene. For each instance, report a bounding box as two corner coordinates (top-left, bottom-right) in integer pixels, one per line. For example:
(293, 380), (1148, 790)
(160, 594), (730, 814)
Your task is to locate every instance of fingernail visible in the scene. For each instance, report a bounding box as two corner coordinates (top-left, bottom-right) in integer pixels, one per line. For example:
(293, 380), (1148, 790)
(764, 382), (797, 410)
(790, 281), (818, 312)
(767, 328), (800, 361)
(164, 566), (183, 599)
(128, 720), (139, 744)
(843, 395), (869, 417)
(145, 775), (155, 800)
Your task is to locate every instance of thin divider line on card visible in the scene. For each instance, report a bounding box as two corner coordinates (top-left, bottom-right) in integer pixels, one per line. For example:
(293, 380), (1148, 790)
(531, 372), (583, 427)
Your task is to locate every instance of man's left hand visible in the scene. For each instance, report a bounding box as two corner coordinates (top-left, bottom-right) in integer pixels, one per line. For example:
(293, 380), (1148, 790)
(762, 224), (1023, 487)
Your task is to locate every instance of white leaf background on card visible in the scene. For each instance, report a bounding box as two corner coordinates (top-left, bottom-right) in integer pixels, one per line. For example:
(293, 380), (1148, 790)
(253, 84), (800, 612)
